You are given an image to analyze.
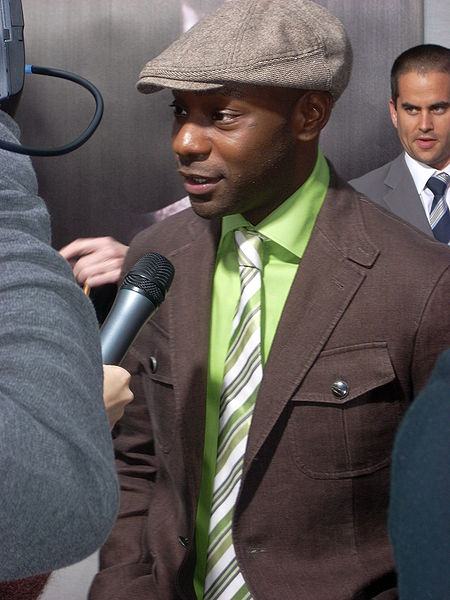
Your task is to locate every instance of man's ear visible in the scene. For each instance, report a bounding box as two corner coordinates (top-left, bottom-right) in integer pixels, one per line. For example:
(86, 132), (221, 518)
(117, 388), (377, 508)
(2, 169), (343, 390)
(389, 99), (398, 129)
(292, 91), (333, 142)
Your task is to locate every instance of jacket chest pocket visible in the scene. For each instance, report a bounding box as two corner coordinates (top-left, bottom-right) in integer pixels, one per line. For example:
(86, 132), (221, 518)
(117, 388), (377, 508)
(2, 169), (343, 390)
(288, 343), (401, 479)
(134, 321), (176, 454)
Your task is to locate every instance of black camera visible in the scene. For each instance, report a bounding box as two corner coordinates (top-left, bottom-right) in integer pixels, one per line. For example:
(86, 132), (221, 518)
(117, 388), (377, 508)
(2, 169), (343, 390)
(0, 0), (104, 156)
(0, 0), (25, 102)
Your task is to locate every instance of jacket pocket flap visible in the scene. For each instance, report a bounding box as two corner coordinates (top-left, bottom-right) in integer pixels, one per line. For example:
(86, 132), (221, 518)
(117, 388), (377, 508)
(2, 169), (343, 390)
(292, 342), (395, 405)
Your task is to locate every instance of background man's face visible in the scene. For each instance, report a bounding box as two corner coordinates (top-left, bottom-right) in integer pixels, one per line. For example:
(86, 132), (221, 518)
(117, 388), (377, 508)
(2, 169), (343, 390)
(389, 70), (450, 170)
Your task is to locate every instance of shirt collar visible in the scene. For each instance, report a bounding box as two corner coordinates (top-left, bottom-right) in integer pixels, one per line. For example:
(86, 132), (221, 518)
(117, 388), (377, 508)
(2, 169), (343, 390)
(404, 152), (450, 194)
(221, 150), (329, 259)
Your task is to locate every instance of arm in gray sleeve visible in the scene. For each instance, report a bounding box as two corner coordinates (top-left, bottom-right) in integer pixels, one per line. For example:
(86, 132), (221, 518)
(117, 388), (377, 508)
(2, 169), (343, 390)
(0, 110), (119, 580)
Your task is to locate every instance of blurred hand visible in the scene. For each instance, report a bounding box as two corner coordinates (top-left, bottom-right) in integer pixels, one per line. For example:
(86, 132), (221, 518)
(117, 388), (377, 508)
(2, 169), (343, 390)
(103, 365), (134, 429)
(60, 237), (128, 287)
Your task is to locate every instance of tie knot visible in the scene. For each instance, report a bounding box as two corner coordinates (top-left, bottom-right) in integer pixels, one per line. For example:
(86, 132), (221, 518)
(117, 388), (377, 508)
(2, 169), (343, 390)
(426, 172), (450, 199)
(234, 228), (264, 269)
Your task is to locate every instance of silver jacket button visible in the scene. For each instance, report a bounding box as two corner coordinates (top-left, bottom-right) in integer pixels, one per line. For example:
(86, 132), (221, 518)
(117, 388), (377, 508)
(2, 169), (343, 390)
(149, 356), (158, 373)
(178, 536), (190, 549)
(331, 380), (349, 399)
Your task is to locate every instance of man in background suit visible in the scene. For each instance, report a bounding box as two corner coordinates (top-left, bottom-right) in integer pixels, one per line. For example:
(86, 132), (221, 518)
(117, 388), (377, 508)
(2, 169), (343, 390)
(350, 44), (449, 239)
(90, 3), (450, 599)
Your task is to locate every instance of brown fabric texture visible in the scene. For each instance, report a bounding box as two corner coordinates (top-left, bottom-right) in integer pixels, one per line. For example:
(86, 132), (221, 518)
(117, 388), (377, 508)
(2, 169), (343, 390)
(0, 573), (50, 600)
(90, 170), (450, 600)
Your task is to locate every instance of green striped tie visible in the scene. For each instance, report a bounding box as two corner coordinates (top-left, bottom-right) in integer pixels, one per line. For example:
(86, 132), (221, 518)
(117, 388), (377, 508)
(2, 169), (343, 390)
(204, 228), (264, 600)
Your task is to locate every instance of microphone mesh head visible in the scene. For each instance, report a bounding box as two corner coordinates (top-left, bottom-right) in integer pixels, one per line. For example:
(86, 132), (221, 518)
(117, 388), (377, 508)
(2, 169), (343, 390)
(121, 252), (174, 306)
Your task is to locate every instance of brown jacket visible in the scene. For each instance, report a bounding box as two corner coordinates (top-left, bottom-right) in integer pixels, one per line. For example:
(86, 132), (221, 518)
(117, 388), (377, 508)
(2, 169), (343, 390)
(90, 173), (450, 600)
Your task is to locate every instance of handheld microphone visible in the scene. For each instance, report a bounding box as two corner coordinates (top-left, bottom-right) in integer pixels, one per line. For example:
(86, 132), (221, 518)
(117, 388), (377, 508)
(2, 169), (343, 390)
(100, 252), (174, 365)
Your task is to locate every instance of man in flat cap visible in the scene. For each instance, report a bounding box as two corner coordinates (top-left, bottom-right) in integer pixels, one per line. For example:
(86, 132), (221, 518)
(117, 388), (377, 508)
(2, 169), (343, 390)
(90, 1), (450, 599)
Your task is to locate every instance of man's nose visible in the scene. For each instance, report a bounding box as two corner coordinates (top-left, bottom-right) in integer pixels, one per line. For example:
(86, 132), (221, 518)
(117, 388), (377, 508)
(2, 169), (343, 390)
(418, 110), (433, 132)
(172, 122), (211, 163)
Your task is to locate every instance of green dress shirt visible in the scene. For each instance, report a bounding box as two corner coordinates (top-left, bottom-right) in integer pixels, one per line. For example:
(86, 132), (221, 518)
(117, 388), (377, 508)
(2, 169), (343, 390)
(193, 151), (330, 598)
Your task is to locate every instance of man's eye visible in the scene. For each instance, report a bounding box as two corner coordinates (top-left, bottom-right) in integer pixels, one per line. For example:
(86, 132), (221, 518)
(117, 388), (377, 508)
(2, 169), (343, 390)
(169, 102), (187, 117)
(432, 107), (446, 115)
(212, 111), (238, 122)
(405, 107), (419, 115)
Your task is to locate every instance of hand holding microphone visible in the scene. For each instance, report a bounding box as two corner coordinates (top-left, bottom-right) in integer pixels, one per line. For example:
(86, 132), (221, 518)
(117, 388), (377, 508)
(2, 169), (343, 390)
(100, 251), (175, 365)
(103, 365), (134, 429)
(100, 252), (174, 427)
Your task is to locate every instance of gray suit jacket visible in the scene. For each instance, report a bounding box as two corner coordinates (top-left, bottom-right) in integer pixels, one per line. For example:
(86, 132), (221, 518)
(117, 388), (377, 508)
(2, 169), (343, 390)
(0, 110), (119, 580)
(350, 153), (432, 237)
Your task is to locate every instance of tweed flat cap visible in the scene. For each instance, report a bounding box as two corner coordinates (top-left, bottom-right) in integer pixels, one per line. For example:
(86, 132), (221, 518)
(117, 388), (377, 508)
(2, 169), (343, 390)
(137, 0), (352, 101)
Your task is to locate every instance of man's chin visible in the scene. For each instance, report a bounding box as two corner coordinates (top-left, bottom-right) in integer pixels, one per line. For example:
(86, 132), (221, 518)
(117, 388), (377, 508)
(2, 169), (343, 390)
(410, 144), (449, 170)
(419, 155), (449, 170)
(189, 198), (223, 220)
(190, 203), (215, 220)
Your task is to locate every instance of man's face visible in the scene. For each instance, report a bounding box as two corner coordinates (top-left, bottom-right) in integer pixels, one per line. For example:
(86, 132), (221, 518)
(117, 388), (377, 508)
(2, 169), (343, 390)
(170, 85), (305, 224)
(389, 70), (450, 170)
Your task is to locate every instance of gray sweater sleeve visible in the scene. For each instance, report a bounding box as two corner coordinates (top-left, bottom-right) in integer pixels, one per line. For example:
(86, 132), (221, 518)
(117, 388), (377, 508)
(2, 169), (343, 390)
(0, 110), (119, 580)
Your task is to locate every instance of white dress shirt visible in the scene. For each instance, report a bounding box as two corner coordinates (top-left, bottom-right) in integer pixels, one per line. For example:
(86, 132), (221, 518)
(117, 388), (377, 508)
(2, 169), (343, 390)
(405, 153), (450, 223)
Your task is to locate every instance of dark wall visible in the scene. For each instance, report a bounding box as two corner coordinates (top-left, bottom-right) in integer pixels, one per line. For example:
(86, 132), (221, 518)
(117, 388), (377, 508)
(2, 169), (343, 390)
(317, 0), (423, 178)
(16, 1), (188, 247)
(15, 0), (423, 249)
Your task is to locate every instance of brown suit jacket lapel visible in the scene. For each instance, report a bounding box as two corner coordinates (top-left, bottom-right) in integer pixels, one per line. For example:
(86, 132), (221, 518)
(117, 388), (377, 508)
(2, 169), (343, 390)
(164, 213), (221, 504)
(243, 174), (379, 476)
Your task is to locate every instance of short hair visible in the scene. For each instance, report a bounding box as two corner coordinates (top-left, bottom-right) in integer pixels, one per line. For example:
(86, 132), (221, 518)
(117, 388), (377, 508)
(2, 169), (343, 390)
(390, 44), (450, 105)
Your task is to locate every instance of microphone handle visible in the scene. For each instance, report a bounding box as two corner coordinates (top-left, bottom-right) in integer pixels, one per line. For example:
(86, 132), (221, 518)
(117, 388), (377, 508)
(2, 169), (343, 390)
(100, 289), (156, 365)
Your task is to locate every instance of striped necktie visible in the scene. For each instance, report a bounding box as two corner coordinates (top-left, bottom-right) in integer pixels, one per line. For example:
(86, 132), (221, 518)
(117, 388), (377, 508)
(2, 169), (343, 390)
(427, 172), (450, 244)
(204, 228), (264, 600)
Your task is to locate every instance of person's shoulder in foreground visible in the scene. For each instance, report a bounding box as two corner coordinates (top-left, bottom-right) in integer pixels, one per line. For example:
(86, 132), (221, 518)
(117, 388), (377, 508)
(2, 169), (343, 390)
(389, 348), (450, 600)
(0, 109), (119, 580)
